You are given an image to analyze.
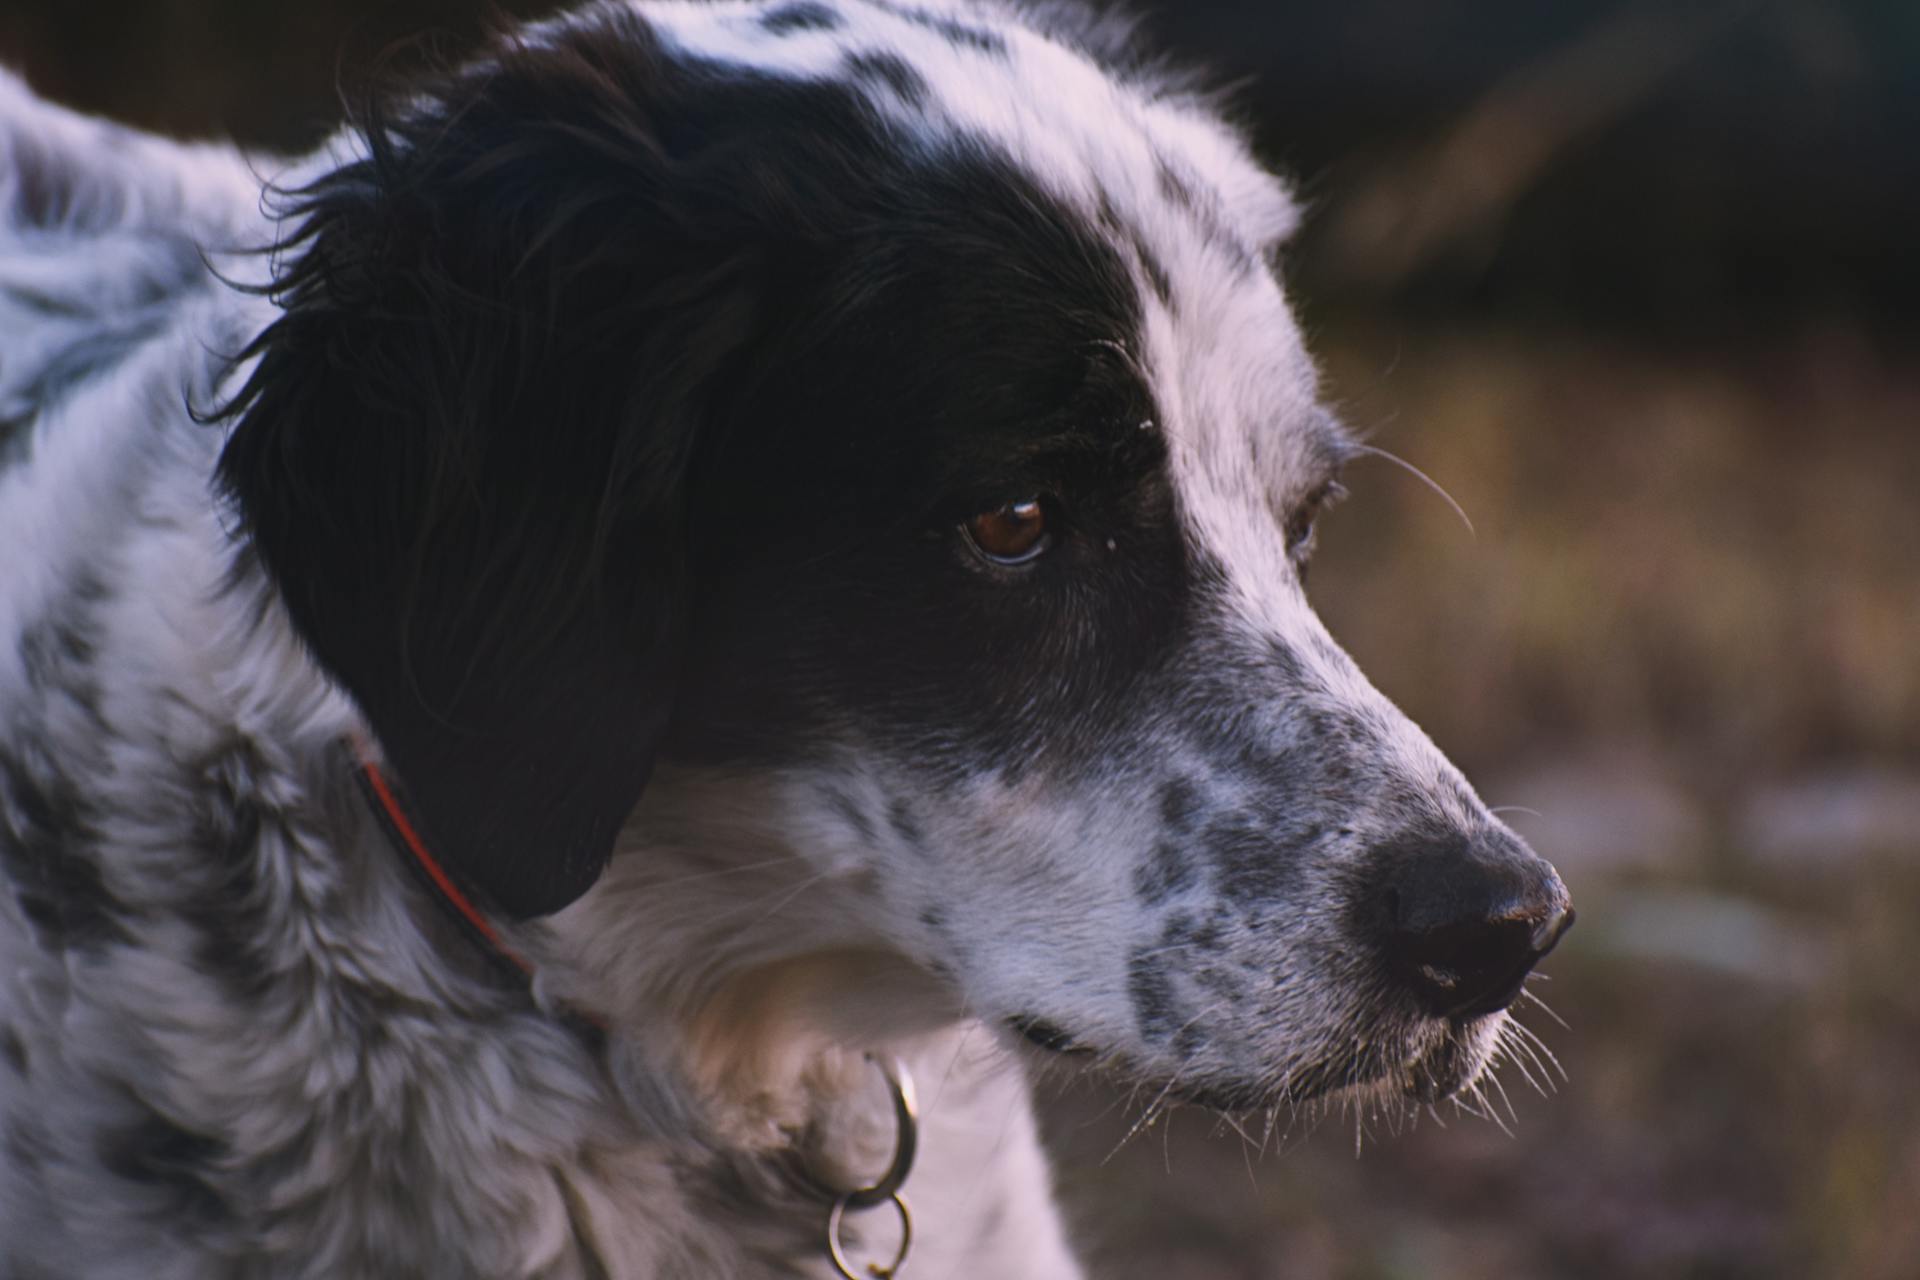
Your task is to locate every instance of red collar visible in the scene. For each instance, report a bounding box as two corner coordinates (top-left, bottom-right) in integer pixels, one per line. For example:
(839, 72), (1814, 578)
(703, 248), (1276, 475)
(357, 754), (538, 975)
(353, 745), (607, 1039)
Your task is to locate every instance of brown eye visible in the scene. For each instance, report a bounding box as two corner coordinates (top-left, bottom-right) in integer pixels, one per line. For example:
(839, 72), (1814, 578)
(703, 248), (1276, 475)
(964, 497), (1050, 564)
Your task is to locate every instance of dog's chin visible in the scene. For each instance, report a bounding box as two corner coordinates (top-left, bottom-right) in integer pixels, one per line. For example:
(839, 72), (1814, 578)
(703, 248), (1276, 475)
(1009, 1012), (1507, 1114)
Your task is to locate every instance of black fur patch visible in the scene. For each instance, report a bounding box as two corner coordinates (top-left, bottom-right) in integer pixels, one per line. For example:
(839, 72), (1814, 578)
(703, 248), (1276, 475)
(216, 3), (1177, 920)
(0, 742), (128, 952)
(1260, 637), (1309, 687)
(180, 744), (279, 1000)
(1203, 811), (1311, 903)
(0, 236), (204, 447)
(824, 788), (877, 845)
(1153, 154), (1196, 212)
(1131, 839), (1196, 905)
(759, 1), (842, 34)
(661, 144), (1178, 784)
(1157, 776), (1203, 834)
(877, 2), (1008, 55)
(886, 797), (925, 851)
(16, 580), (107, 702)
(218, 10), (906, 918)
(0, 1024), (27, 1076)
(0, 313), (169, 457)
(845, 51), (929, 107)
(96, 1099), (230, 1226)
(1135, 242), (1174, 309)
(1095, 193), (1174, 310)
(0, 408), (29, 472)
(1128, 946), (1177, 1043)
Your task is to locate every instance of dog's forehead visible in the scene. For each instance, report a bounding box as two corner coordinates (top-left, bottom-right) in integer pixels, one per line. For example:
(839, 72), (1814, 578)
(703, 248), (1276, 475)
(561, 2), (1329, 541)
(587, 1), (1299, 252)
(593, 1), (1322, 468)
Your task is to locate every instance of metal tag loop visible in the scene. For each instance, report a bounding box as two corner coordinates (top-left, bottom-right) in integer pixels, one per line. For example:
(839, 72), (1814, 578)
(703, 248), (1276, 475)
(827, 1189), (912, 1280)
(839, 1055), (918, 1209)
(818, 1055), (918, 1278)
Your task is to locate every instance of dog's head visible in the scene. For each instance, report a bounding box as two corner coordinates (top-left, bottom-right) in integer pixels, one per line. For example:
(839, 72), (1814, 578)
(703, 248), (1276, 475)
(220, 1), (1569, 1111)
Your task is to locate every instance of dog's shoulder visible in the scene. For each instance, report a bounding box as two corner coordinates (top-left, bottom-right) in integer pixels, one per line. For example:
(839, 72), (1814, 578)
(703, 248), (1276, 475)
(0, 67), (263, 246)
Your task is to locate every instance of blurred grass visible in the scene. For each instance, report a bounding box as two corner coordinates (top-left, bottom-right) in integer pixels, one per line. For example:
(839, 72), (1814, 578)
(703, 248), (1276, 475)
(1310, 321), (1919, 781)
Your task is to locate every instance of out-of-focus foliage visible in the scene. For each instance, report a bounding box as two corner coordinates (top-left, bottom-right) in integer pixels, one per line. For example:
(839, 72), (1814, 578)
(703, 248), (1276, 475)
(3, 2), (1912, 1275)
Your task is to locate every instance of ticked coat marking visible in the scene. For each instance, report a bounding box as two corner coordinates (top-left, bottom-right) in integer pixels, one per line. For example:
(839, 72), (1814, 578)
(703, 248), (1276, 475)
(0, 3), (1570, 1276)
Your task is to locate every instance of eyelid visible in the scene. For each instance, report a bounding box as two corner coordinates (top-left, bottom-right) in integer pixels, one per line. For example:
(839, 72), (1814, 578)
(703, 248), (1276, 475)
(1285, 477), (1347, 555)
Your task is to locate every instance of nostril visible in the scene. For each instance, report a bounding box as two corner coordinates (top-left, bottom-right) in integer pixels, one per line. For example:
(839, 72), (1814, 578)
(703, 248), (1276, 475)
(1373, 836), (1575, 1020)
(1388, 917), (1538, 1018)
(1531, 903), (1576, 957)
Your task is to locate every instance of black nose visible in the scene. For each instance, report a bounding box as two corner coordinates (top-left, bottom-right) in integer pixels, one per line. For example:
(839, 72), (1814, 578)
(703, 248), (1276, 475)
(1372, 829), (1573, 1020)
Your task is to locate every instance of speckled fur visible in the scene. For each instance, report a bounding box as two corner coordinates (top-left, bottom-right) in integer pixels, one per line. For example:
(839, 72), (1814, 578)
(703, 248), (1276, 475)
(2, 4), (1556, 1275)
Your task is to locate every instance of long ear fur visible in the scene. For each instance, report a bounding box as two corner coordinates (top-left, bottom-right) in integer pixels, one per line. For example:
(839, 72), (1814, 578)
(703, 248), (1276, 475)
(217, 14), (801, 917)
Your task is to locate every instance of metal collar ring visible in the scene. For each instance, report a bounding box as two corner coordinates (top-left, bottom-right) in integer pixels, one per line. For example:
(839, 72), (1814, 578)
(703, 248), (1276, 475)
(818, 1055), (918, 1279)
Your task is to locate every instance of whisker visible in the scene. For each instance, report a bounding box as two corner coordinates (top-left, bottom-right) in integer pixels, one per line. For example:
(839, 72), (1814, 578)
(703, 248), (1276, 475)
(1498, 1024), (1550, 1098)
(1484, 1070), (1521, 1132)
(1352, 442), (1475, 536)
(1103, 1074), (1181, 1165)
(1470, 1081), (1515, 1137)
(646, 854), (804, 888)
(1505, 1026), (1553, 1097)
(1509, 1017), (1568, 1083)
(1520, 987), (1570, 1029)
(726, 871), (830, 929)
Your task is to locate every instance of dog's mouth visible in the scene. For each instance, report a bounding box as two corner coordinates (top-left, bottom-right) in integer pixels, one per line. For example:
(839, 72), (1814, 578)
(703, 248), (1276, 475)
(1006, 1012), (1501, 1111)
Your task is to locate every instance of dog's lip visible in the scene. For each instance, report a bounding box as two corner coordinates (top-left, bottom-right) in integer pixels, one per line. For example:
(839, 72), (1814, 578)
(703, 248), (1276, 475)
(1032, 1012), (1504, 1113)
(1164, 1035), (1488, 1113)
(1400, 1018), (1487, 1104)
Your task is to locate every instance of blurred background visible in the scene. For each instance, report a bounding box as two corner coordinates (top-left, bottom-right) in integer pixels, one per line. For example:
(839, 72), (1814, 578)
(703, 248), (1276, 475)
(3, 1), (1913, 1275)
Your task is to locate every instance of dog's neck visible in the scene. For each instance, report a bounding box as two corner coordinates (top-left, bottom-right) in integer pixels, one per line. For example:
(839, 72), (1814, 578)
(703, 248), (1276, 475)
(524, 773), (970, 1168)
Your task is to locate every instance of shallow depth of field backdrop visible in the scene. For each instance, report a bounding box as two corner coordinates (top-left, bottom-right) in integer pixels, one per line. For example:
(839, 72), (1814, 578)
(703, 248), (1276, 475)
(5, 2), (1914, 1276)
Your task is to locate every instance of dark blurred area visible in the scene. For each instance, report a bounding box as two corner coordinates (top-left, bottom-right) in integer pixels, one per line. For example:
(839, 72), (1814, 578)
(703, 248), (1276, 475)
(4, 0), (1916, 333)
(4, 2), (1913, 1277)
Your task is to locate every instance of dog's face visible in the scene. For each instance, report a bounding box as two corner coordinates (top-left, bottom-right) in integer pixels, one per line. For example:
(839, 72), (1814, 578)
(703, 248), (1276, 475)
(663, 124), (1565, 1112)
(222, 1), (1569, 1113)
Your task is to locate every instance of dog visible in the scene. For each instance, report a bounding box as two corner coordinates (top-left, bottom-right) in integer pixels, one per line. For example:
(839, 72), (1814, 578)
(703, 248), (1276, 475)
(0, 2), (1573, 1275)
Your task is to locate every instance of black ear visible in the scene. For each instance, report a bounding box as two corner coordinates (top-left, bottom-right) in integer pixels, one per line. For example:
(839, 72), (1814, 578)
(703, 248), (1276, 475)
(217, 18), (768, 917)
